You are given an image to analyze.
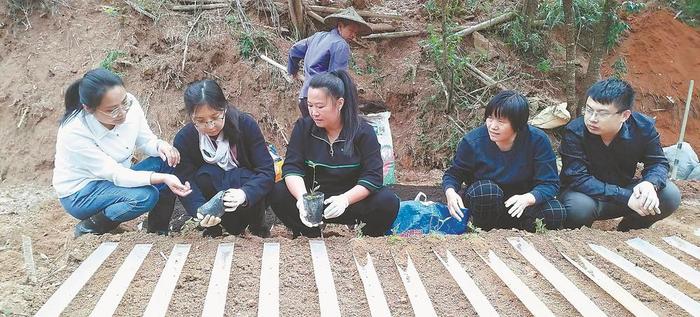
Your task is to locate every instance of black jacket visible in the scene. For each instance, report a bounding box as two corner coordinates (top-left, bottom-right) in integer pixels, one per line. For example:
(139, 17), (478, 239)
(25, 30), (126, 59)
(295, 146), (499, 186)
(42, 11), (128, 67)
(174, 113), (274, 215)
(283, 117), (383, 196)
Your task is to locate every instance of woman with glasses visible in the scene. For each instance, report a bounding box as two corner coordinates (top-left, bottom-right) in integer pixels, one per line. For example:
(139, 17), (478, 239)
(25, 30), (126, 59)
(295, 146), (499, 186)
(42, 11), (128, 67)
(442, 90), (566, 232)
(168, 79), (274, 237)
(53, 68), (192, 237)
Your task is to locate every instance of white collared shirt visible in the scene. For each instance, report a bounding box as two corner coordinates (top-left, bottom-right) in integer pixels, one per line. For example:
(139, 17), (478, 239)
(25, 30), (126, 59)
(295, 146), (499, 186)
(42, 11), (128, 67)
(52, 93), (167, 198)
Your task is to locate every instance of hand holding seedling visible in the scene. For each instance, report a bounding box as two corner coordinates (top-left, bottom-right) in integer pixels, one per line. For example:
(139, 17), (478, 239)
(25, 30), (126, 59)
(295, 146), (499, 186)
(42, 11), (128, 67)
(297, 198), (321, 227)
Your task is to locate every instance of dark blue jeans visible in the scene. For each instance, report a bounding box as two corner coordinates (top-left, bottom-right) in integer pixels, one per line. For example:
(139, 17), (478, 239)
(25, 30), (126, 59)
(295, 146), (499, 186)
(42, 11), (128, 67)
(59, 157), (173, 222)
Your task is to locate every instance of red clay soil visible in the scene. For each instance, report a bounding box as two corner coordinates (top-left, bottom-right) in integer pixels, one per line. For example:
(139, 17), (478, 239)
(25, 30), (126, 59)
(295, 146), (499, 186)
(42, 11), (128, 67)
(602, 10), (700, 150)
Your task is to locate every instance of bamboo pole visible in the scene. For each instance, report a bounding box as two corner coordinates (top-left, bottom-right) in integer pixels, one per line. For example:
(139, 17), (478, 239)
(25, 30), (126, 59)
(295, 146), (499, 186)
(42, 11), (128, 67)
(172, 3), (228, 10)
(307, 5), (401, 20)
(362, 30), (423, 39)
(454, 11), (516, 37)
(125, 0), (156, 20)
(671, 80), (695, 179)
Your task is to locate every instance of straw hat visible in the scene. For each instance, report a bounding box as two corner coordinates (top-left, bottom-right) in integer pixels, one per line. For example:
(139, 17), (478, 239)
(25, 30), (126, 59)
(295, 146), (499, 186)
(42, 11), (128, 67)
(324, 7), (373, 35)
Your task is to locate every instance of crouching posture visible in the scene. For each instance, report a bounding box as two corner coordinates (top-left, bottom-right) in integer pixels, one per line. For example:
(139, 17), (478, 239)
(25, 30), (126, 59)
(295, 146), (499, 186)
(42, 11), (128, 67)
(270, 70), (399, 237)
(560, 78), (680, 230)
(53, 68), (192, 237)
(154, 80), (275, 237)
(442, 91), (566, 232)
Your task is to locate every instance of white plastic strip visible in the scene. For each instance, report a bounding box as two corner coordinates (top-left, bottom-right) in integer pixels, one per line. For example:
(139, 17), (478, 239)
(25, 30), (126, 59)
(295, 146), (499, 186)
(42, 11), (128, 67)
(258, 242), (280, 317)
(589, 243), (700, 315)
(395, 254), (438, 317)
(663, 236), (700, 261)
(89, 244), (152, 317)
(481, 250), (554, 317)
(435, 250), (498, 316)
(143, 244), (191, 317)
(562, 252), (656, 317)
(626, 238), (700, 289)
(508, 237), (606, 317)
(309, 240), (341, 317)
(202, 243), (235, 317)
(354, 254), (391, 317)
(35, 242), (119, 317)
(22, 235), (37, 284)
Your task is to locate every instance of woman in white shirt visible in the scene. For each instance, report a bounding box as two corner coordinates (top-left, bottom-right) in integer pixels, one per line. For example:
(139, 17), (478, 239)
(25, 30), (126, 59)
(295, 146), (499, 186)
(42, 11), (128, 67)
(53, 68), (192, 237)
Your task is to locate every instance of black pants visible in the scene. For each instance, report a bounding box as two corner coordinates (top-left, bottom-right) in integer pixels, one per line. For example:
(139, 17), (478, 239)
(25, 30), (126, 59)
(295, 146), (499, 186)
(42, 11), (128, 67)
(298, 97), (309, 117)
(462, 180), (566, 232)
(561, 181), (681, 231)
(269, 182), (399, 237)
(195, 171), (267, 235)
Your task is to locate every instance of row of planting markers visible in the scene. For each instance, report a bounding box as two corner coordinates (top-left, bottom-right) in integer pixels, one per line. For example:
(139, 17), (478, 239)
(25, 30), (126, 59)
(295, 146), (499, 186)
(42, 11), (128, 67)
(32, 232), (700, 317)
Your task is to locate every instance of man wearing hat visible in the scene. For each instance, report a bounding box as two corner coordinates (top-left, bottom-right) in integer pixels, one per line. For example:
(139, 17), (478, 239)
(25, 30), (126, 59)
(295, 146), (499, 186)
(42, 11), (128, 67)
(287, 7), (372, 117)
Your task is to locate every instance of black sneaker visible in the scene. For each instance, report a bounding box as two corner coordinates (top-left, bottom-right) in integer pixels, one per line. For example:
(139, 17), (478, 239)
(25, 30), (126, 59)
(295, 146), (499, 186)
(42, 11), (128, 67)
(202, 225), (223, 238)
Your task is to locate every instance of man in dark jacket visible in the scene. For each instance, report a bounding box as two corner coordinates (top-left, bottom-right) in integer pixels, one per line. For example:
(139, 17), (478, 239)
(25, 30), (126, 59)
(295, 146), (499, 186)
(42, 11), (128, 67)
(559, 78), (681, 230)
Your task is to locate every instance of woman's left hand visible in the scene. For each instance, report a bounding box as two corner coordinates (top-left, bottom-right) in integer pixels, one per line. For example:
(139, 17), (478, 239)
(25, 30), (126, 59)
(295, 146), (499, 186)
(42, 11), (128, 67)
(504, 193), (536, 218)
(158, 143), (181, 167)
(223, 189), (247, 212)
(323, 195), (350, 219)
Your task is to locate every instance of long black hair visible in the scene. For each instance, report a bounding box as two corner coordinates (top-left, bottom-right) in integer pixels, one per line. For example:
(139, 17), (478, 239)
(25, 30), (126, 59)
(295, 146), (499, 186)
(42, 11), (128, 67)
(183, 79), (241, 144)
(61, 68), (123, 125)
(308, 69), (360, 154)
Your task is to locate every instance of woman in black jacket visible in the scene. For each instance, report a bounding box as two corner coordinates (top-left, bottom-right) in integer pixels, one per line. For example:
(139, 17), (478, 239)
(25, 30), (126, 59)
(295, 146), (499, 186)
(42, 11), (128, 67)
(151, 79), (274, 237)
(270, 70), (399, 237)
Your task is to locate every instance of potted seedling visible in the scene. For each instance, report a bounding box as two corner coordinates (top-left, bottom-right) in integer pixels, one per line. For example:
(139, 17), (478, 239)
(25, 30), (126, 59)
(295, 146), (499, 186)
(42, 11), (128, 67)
(303, 162), (324, 226)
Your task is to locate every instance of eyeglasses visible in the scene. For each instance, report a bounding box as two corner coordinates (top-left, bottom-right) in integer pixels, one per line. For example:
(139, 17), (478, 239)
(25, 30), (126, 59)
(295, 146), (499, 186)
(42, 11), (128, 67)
(192, 111), (226, 128)
(99, 96), (133, 119)
(583, 106), (623, 120)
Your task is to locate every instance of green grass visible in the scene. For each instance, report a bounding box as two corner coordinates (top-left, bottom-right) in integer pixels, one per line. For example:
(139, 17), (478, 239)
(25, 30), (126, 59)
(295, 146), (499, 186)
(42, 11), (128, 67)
(387, 234), (403, 245)
(99, 50), (126, 72)
(534, 218), (548, 234)
(537, 58), (553, 73)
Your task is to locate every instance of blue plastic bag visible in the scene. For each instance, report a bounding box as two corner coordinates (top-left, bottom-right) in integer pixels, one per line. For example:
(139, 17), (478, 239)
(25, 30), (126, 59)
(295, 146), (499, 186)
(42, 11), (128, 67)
(387, 192), (469, 236)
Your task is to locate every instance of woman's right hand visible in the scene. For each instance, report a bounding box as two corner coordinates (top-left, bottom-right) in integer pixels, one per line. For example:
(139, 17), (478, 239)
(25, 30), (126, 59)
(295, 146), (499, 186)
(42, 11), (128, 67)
(163, 174), (192, 197)
(297, 198), (320, 227)
(445, 188), (465, 222)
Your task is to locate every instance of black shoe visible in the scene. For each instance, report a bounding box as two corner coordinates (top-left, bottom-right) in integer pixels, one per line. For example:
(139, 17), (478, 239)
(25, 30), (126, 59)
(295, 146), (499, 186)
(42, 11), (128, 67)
(74, 212), (119, 238)
(147, 191), (176, 235)
(197, 191), (226, 218)
(202, 225), (223, 237)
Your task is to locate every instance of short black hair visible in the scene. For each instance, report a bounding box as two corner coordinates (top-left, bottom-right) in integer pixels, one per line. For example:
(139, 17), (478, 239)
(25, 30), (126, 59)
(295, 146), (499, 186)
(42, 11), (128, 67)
(586, 78), (635, 111)
(483, 90), (529, 131)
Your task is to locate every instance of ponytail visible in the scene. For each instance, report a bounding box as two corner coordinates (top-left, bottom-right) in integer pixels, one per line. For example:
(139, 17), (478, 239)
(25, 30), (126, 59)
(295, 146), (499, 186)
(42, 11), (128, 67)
(62, 79), (83, 125)
(309, 70), (360, 154)
(60, 68), (124, 126)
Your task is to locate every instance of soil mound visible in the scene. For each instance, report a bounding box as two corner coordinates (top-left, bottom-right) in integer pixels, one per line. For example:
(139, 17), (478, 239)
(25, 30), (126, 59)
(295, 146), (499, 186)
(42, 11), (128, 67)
(603, 10), (700, 149)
